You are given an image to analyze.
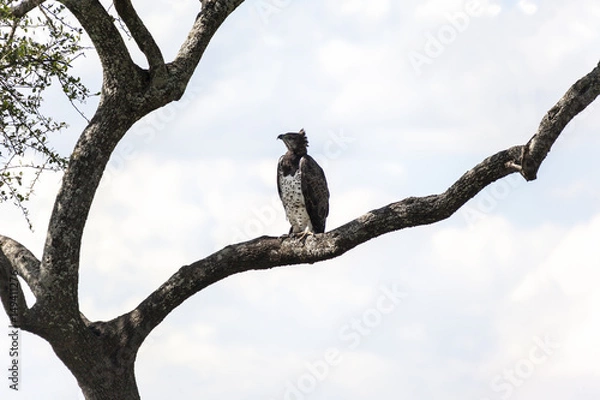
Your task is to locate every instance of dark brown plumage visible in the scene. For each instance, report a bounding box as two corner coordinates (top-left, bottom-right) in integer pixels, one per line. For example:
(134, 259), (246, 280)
(277, 129), (329, 236)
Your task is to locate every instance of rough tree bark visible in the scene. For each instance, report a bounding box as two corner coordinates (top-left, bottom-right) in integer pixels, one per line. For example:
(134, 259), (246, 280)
(1, 1), (600, 399)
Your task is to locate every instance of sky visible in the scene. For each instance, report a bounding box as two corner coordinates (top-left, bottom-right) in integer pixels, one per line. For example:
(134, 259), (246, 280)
(2, 0), (600, 399)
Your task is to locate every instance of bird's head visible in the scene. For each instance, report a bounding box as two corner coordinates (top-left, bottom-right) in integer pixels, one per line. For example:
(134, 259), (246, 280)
(277, 129), (309, 154)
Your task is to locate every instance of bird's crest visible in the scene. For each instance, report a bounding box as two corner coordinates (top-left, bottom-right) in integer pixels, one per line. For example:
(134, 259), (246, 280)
(298, 128), (308, 147)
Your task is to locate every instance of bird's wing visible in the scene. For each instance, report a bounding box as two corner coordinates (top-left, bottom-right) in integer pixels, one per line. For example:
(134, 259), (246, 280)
(300, 155), (330, 233)
(276, 155), (284, 201)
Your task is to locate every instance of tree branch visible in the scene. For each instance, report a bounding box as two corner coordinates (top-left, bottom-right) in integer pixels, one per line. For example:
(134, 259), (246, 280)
(117, 60), (600, 348)
(10, 0), (46, 18)
(169, 0), (246, 95)
(38, 102), (138, 315)
(0, 235), (43, 298)
(0, 253), (27, 328)
(35, 0), (156, 315)
(519, 62), (600, 180)
(113, 0), (166, 75)
(0, 235), (41, 329)
(120, 147), (521, 346)
(59, 0), (140, 90)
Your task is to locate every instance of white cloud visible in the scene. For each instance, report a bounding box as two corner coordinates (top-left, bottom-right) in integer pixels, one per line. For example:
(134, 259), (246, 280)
(558, 290), (600, 375)
(317, 39), (413, 123)
(516, 2), (600, 79)
(544, 216), (600, 296)
(518, 0), (539, 15)
(413, 0), (470, 22)
(430, 216), (517, 287)
(328, 0), (391, 22)
(511, 214), (600, 300)
(329, 351), (398, 396)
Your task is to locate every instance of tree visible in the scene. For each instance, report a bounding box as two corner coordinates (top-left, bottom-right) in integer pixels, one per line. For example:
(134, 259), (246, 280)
(0, 1), (599, 399)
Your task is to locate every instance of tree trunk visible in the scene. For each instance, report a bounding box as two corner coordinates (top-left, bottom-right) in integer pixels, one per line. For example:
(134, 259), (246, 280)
(57, 347), (140, 400)
(40, 319), (142, 400)
(76, 361), (140, 400)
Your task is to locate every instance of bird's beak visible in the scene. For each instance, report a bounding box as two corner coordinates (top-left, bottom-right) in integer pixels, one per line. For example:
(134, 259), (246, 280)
(277, 134), (284, 140)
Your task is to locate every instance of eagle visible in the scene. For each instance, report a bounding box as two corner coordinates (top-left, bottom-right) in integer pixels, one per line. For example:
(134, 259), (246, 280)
(277, 129), (330, 238)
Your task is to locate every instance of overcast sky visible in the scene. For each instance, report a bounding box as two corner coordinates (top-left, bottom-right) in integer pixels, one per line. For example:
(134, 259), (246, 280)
(2, 0), (600, 399)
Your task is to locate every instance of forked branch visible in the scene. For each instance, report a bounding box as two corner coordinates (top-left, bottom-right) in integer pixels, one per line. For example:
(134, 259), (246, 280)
(113, 0), (166, 74)
(60, 0), (139, 89)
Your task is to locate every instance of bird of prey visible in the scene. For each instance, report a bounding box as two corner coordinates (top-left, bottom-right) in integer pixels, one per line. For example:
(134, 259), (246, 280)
(277, 129), (329, 238)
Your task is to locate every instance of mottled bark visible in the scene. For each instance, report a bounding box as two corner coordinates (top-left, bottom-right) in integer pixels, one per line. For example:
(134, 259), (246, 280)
(518, 62), (600, 180)
(113, 0), (165, 74)
(0, 239), (30, 329)
(0, 0), (599, 398)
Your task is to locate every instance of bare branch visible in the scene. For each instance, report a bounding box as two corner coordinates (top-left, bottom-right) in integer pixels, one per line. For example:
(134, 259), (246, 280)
(170, 0), (246, 93)
(60, 0), (140, 90)
(0, 235), (42, 298)
(0, 253), (27, 327)
(122, 60), (600, 346)
(520, 61), (600, 180)
(35, 0), (145, 314)
(122, 146), (520, 345)
(38, 103), (138, 314)
(0, 235), (41, 329)
(10, 0), (46, 18)
(113, 0), (166, 75)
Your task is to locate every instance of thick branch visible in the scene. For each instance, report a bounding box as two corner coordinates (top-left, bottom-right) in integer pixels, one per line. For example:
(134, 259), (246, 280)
(10, 0), (45, 18)
(59, 0), (140, 90)
(119, 147), (521, 346)
(0, 235), (42, 298)
(113, 0), (166, 75)
(0, 235), (40, 329)
(519, 61), (600, 180)
(29, 0), (146, 317)
(39, 100), (138, 315)
(0, 252), (27, 328)
(118, 60), (600, 347)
